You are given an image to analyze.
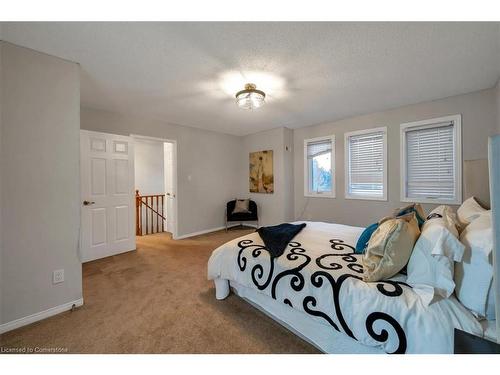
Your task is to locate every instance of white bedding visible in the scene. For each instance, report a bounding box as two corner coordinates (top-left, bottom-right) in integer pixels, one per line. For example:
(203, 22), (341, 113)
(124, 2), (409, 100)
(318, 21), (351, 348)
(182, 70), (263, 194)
(207, 221), (483, 354)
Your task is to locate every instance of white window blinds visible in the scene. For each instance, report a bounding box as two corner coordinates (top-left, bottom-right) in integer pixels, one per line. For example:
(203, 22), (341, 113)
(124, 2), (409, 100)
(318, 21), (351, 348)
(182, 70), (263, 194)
(307, 139), (331, 159)
(346, 130), (386, 198)
(405, 122), (455, 201)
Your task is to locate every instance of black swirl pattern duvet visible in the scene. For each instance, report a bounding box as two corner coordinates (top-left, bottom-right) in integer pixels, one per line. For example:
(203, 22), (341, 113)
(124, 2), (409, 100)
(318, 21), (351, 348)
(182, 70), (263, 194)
(208, 221), (482, 353)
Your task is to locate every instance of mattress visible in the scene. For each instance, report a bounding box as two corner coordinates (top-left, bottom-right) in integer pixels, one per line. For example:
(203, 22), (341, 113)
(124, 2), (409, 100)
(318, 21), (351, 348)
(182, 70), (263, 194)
(207, 221), (483, 354)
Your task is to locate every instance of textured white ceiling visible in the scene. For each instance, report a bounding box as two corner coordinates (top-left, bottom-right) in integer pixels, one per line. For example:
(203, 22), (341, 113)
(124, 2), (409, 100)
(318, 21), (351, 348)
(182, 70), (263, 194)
(2, 22), (499, 136)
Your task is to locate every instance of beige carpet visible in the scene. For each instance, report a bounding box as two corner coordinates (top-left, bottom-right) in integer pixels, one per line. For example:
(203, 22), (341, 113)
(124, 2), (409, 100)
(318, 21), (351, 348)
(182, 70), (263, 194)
(0, 228), (319, 353)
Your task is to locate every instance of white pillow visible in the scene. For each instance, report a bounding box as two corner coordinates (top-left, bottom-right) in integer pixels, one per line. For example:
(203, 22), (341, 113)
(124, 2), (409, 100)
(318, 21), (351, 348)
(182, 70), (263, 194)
(428, 205), (460, 234)
(407, 209), (465, 306)
(457, 197), (487, 229)
(454, 211), (493, 318)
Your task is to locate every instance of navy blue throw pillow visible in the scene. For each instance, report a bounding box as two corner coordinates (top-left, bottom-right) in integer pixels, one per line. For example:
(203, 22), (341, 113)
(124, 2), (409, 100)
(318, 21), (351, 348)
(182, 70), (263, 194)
(355, 222), (379, 254)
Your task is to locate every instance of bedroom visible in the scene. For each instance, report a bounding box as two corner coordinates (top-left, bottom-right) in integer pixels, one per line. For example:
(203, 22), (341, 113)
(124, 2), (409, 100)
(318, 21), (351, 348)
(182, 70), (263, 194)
(1, 0), (500, 372)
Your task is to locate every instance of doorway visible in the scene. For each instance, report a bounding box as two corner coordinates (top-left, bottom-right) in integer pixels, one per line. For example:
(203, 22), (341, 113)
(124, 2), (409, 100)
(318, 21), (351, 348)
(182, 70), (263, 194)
(80, 130), (178, 263)
(132, 134), (178, 239)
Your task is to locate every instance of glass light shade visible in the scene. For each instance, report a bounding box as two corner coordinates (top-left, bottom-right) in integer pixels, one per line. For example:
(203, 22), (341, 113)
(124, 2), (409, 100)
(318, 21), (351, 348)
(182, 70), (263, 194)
(235, 83), (266, 110)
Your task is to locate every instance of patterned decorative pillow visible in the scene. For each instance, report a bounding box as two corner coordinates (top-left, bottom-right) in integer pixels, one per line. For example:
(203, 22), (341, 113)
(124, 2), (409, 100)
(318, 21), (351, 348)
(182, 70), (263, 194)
(362, 213), (420, 282)
(232, 199), (251, 214)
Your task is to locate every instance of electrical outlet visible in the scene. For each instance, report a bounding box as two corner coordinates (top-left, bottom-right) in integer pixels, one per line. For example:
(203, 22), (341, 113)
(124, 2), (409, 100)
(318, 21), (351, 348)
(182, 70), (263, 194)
(53, 269), (64, 284)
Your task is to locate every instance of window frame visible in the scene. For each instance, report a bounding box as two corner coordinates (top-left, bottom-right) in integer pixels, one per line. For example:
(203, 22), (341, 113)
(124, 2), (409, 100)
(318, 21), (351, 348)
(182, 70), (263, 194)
(400, 114), (462, 205)
(344, 127), (388, 201)
(303, 135), (336, 198)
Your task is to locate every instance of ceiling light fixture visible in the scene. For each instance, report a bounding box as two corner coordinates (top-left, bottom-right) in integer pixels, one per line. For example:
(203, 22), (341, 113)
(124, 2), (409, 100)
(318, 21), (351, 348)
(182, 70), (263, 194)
(235, 83), (266, 110)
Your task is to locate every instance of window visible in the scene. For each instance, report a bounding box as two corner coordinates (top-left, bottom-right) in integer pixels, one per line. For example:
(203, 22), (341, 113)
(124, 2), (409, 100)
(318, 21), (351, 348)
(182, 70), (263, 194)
(345, 127), (387, 200)
(400, 115), (462, 204)
(304, 136), (335, 198)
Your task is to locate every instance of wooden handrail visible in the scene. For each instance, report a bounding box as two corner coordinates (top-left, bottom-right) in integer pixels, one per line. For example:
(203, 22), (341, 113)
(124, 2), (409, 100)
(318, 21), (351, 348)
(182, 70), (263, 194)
(136, 190), (166, 236)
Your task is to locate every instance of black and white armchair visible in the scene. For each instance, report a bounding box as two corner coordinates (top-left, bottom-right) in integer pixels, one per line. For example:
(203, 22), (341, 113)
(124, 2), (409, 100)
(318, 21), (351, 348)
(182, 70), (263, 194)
(225, 199), (258, 231)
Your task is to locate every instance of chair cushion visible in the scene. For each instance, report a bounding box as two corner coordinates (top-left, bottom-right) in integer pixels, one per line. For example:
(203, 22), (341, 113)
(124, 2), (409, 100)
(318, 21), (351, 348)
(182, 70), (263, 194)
(228, 211), (258, 221)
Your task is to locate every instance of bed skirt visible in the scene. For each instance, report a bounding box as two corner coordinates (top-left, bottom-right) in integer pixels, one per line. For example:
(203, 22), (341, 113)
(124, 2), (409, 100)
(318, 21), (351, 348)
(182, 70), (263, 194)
(213, 277), (384, 354)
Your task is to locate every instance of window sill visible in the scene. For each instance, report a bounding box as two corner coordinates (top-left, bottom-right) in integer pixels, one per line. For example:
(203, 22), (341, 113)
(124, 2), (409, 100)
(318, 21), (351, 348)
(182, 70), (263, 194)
(400, 196), (461, 205)
(304, 193), (336, 199)
(345, 194), (387, 202)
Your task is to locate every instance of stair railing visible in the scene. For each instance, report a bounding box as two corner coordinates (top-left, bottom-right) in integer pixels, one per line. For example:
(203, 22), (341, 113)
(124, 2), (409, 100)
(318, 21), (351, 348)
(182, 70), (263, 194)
(135, 190), (166, 236)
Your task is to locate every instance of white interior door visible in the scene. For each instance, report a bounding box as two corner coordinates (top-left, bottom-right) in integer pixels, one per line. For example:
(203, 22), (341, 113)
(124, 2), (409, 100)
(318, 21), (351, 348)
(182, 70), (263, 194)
(80, 130), (136, 262)
(164, 142), (176, 234)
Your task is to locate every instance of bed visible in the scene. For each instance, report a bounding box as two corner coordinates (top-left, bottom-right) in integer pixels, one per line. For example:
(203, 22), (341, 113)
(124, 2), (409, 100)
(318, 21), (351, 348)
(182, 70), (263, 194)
(207, 221), (484, 354)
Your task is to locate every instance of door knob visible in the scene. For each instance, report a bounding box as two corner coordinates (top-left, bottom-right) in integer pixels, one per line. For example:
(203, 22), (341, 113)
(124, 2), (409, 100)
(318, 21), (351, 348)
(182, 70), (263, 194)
(83, 200), (95, 206)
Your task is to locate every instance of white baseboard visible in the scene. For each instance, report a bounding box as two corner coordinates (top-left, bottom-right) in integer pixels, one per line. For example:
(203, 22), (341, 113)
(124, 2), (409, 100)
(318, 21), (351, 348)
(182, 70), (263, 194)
(174, 223), (257, 240)
(174, 226), (223, 239)
(0, 298), (84, 334)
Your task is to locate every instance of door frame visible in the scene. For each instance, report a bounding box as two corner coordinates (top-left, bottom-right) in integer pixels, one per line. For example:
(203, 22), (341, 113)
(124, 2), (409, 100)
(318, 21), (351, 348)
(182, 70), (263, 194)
(131, 134), (179, 239)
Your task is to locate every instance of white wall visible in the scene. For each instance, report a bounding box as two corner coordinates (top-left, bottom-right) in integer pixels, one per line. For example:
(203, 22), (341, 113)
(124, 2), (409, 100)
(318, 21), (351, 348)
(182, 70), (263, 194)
(240, 127), (294, 226)
(83, 86), (498, 233)
(0, 42), (4, 326)
(134, 138), (165, 196)
(283, 127), (294, 222)
(134, 138), (166, 233)
(294, 87), (498, 228)
(497, 80), (500, 134)
(0, 43), (82, 325)
(81, 107), (243, 237)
